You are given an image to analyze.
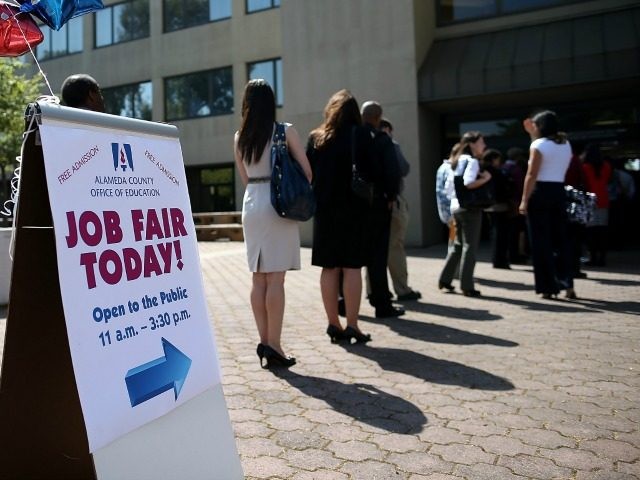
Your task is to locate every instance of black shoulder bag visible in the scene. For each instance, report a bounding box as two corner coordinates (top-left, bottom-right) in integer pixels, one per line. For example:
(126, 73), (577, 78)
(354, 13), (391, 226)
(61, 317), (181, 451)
(453, 158), (496, 209)
(350, 126), (374, 205)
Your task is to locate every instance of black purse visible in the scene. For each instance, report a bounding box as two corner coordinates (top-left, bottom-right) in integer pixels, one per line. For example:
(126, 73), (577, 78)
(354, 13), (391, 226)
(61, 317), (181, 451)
(270, 122), (316, 221)
(350, 126), (374, 205)
(565, 186), (597, 225)
(453, 158), (496, 209)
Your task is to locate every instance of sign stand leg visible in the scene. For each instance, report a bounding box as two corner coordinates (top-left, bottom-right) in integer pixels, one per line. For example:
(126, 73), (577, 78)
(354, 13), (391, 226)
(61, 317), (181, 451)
(0, 116), (95, 478)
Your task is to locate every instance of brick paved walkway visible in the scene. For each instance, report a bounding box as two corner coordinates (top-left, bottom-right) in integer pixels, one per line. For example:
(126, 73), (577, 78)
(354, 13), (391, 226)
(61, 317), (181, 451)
(1, 242), (639, 479)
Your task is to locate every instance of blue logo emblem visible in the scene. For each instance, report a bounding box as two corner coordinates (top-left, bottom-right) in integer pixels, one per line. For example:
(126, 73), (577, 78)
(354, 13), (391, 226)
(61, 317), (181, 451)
(112, 143), (134, 172)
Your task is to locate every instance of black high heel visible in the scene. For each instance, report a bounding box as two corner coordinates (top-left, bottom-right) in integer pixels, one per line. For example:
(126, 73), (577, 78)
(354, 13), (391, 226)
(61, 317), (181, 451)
(462, 289), (481, 297)
(438, 281), (455, 292)
(326, 324), (345, 343)
(565, 288), (577, 300)
(262, 345), (296, 368)
(343, 326), (371, 344)
(257, 343), (265, 367)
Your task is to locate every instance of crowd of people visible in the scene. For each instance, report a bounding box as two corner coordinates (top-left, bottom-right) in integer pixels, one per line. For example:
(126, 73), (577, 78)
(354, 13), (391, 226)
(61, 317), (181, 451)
(436, 110), (628, 301)
(59, 74), (631, 371)
(233, 79), (634, 370)
(234, 81), (426, 368)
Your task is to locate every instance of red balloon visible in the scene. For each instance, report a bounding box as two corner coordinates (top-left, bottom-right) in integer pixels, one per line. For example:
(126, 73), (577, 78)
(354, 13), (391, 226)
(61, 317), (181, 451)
(0, 2), (44, 57)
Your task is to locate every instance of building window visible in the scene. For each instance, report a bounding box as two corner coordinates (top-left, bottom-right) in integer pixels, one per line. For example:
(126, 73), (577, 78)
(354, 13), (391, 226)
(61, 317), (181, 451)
(36, 17), (83, 60)
(248, 58), (282, 106)
(186, 165), (236, 212)
(95, 0), (150, 48)
(103, 81), (153, 120)
(164, 0), (232, 32)
(437, 0), (580, 24)
(164, 67), (234, 121)
(246, 0), (280, 14)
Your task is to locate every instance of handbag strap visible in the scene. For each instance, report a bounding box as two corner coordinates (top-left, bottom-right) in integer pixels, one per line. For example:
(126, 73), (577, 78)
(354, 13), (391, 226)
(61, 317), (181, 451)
(456, 157), (469, 177)
(351, 126), (358, 175)
(271, 122), (285, 169)
(273, 122), (285, 145)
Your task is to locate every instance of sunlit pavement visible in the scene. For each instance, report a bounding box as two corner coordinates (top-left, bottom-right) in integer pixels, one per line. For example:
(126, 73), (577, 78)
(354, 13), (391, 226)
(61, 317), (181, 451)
(1, 242), (639, 479)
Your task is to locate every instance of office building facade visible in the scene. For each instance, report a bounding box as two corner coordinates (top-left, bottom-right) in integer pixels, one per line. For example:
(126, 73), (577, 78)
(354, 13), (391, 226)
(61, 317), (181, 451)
(30, 0), (640, 246)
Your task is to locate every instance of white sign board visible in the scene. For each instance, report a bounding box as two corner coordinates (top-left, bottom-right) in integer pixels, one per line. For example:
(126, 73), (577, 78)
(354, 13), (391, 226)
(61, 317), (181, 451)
(39, 117), (221, 452)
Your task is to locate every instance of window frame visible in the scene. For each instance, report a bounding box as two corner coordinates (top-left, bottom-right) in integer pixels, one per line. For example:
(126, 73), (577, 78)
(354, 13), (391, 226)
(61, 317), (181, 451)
(245, 0), (280, 15)
(436, 0), (584, 26)
(163, 0), (232, 33)
(36, 17), (83, 61)
(94, 0), (150, 49)
(163, 66), (234, 121)
(102, 80), (153, 120)
(247, 57), (283, 107)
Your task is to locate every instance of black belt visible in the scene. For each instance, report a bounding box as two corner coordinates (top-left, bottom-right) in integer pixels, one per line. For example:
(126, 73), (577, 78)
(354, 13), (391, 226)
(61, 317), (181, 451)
(248, 176), (270, 183)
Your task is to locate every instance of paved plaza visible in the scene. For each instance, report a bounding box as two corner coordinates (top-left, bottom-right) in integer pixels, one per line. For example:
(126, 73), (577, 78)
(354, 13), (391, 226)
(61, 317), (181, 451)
(1, 242), (639, 479)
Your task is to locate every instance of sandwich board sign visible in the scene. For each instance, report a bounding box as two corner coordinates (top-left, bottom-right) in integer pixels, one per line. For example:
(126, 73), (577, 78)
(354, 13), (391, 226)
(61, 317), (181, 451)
(0, 103), (243, 479)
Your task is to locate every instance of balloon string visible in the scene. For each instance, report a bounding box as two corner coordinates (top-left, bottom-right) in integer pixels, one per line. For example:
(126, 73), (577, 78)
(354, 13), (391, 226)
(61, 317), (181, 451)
(2, 11), (59, 218)
(2, 111), (40, 261)
(10, 11), (57, 99)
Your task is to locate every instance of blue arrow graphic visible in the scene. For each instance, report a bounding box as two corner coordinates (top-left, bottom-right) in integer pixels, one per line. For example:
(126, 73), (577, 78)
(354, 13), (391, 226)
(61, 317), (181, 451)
(125, 338), (192, 407)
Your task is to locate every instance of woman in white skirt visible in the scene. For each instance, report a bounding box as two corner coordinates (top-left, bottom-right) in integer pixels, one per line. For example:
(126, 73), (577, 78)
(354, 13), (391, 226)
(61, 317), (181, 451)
(233, 79), (312, 369)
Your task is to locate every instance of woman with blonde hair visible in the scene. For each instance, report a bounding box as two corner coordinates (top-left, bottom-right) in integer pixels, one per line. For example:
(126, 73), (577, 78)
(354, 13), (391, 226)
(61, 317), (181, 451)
(306, 89), (372, 344)
(234, 79), (312, 368)
(438, 131), (492, 297)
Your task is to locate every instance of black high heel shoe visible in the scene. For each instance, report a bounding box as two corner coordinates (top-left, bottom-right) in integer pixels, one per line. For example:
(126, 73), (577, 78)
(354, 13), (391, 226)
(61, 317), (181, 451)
(462, 289), (481, 297)
(262, 345), (296, 368)
(257, 343), (265, 367)
(326, 324), (345, 343)
(343, 326), (371, 344)
(438, 281), (455, 292)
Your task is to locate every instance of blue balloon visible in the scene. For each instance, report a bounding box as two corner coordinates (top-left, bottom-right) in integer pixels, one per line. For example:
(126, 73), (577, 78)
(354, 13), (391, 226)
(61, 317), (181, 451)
(19, 0), (104, 31)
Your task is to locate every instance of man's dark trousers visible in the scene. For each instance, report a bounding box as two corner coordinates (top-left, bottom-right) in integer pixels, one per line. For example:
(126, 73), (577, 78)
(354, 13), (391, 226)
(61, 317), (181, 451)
(367, 200), (393, 309)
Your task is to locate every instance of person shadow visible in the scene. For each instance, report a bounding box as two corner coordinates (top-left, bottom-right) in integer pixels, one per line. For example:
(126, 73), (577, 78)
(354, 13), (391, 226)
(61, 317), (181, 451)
(339, 344), (515, 391)
(272, 370), (427, 434)
(406, 302), (502, 321)
(360, 315), (518, 347)
(593, 278), (640, 287)
(475, 278), (531, 291)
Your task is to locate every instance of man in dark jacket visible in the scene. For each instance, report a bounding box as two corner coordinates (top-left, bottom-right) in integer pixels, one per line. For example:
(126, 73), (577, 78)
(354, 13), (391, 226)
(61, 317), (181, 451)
(360, 101), (404, 318)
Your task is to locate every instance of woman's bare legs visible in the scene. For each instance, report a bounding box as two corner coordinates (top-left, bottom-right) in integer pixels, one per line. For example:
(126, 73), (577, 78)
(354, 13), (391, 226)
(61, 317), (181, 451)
(251, 273), (268, 345)
(251, 271), (289, 357)
(320, 268), (342, 329)
(265, 271), (287, 356)
(342, 267), (364, 331)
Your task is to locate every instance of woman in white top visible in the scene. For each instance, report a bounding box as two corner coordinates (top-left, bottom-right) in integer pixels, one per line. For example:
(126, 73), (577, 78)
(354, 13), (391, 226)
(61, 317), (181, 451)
(438, 132), (492, 297)
(519, 110), (575, 299)
(234, 79), (313, 368)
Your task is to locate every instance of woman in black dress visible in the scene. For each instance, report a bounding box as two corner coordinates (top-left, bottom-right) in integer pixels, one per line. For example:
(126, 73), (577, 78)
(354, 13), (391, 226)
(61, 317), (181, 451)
(306, 90), (372, 344)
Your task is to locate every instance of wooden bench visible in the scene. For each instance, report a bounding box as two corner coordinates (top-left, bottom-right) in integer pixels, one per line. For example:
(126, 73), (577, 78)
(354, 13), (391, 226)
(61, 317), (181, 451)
(195, 224), (243, 242)
(192, 212), (241, 225)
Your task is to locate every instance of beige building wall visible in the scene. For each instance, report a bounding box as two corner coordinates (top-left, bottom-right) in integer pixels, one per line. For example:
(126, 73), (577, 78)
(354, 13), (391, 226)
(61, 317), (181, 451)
(34, 1), (630, 247)
(35, 0), (435, 247)
(281, 0), (434, 246)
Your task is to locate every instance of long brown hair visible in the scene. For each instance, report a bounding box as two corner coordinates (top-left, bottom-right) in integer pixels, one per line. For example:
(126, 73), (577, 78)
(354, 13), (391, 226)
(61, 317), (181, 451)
(310, 89), (361, 149)
(237, 79), (276, 164)
(450, 131), (483, 170)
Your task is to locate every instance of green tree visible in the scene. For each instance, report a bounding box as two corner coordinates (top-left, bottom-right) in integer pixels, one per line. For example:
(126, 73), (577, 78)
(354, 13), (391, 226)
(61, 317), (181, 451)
(0, 59), (43, 213)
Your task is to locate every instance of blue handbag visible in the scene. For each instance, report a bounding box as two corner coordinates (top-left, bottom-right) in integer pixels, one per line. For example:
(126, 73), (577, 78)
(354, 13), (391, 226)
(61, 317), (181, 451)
(270, 122), (316, 221)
